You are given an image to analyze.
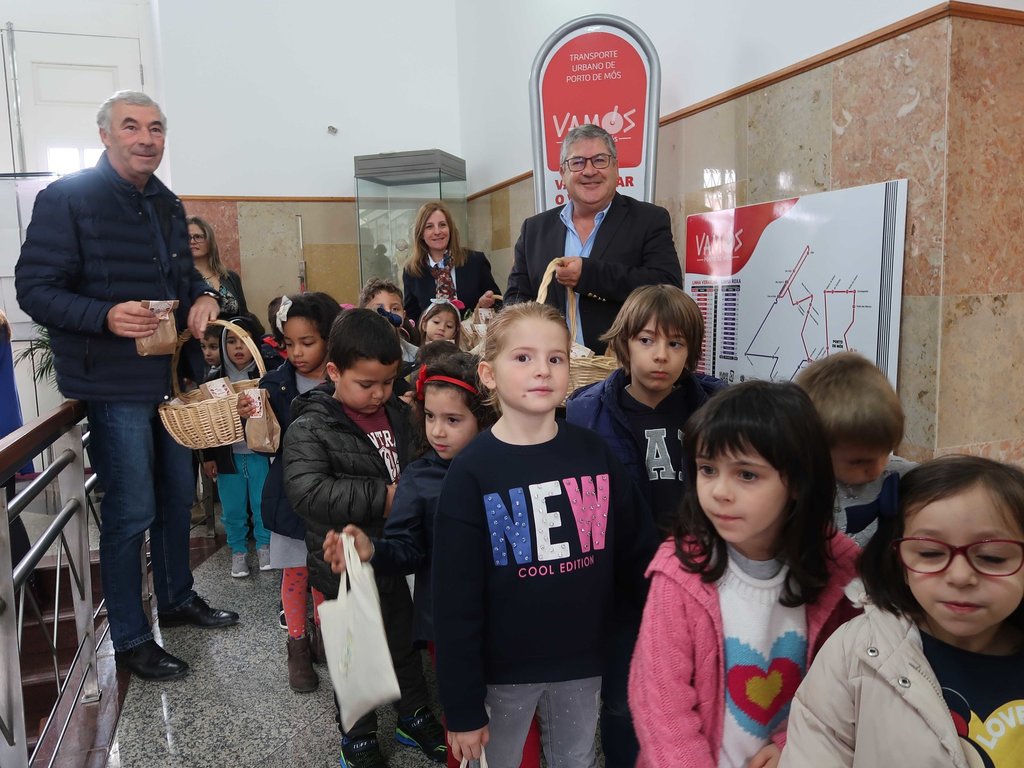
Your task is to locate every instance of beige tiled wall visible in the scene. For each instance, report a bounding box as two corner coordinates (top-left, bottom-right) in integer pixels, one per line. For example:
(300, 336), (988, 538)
(463, 14), (1024, 463)
(182, 199), (361, 326)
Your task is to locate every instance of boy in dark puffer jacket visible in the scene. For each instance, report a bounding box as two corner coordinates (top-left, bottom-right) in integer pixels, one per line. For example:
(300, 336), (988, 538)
(283, 308), (446, 768)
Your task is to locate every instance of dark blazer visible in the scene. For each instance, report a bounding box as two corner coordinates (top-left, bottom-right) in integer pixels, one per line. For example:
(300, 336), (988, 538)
(505, 193), (682, 353)
(403, 249), (500, 322)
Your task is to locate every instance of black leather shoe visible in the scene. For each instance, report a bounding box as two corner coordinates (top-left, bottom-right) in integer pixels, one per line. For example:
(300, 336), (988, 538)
(115, 640), (189, 681)
(158, 595), (239, 628)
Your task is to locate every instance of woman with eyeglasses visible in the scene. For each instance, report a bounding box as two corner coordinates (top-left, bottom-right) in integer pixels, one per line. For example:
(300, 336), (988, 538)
(187, 215), (248, 318)
(402, 201), (500, 323)
(781, 455), (1024, 767)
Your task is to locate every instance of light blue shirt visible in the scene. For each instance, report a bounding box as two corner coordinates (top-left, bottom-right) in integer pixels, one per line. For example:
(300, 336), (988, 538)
(559, 200), (611, 346)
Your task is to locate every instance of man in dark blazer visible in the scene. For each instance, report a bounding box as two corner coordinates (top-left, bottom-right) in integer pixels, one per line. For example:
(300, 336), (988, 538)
(505, 124), (682, 354)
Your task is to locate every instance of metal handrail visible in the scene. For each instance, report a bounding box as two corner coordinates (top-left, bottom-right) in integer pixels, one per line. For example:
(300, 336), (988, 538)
(1, 400), (99, 768)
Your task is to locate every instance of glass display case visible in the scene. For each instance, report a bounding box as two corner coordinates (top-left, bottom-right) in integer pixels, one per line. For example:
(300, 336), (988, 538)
(354, 149), (467, 284)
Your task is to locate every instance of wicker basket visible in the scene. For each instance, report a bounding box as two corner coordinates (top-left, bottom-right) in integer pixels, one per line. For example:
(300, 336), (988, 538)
(158, 319), (267, 449)
(536, 259), (618, 399)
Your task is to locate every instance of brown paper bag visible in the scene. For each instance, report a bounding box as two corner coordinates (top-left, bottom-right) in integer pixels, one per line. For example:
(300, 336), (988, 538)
(136, 300), (179, 356)
(200, 377), (234, 399)
(244, 388), (281, 452)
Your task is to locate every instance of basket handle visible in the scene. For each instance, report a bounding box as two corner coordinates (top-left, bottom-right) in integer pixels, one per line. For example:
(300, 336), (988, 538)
(535, 258), (578, 342)
(171, 318), (266, 398)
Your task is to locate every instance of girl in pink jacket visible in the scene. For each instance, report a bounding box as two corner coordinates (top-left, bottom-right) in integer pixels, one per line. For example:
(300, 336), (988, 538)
(628, 381), (859, 768)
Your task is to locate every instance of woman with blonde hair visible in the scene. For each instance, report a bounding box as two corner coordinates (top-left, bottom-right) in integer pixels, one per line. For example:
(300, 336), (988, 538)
(402, 201), (499, 323)
(186, 215), (248, 318)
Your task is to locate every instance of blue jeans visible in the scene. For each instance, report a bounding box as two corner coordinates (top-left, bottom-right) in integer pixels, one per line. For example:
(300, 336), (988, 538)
(217, 452), (271, 554)
(87, 401), (196, 651)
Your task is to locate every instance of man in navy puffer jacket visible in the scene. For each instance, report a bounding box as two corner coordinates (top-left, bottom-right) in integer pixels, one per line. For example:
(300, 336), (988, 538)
(15, 90), (238, 681)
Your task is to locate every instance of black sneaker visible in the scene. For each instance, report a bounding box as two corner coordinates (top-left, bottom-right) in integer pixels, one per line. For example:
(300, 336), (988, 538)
(395, 707), (447, 764)
(340, 734), (387, 768)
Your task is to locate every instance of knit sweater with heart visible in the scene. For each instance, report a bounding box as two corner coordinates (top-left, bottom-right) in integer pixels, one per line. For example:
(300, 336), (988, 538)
(628, 535), (860, 768)
(717, 559), (806, 767)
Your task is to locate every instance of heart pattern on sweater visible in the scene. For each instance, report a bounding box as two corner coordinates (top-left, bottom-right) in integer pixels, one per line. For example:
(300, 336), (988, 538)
(724, 633), (806, 736)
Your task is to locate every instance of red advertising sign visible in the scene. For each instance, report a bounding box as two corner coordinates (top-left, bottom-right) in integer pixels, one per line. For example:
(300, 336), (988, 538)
(540, 32), (647, 172)
(531, 16), (660, 211)
(685, 199), (799, 277)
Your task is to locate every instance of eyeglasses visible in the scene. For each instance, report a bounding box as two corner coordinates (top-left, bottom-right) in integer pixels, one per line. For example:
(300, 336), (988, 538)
(893, 537), (1024, 577)
(562, 153), (614, 172)
(188, 233), (207, 242)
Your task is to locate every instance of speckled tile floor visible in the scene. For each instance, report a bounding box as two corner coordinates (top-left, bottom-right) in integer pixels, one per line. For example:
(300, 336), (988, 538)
(106, 546), (442, 768)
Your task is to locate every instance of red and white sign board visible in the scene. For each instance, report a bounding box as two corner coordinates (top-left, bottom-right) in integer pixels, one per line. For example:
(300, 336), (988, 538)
(530, 16), (660, 212)
(684, 180), (908, 386)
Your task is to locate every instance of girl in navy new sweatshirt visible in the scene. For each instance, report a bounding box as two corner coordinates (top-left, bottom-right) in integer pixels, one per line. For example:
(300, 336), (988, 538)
(429, 302), (658, 767)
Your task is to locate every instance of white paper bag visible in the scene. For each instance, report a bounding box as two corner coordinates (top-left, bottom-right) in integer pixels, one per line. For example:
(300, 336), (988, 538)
(319, 533), (401, 731)
(459, 751), (488, 768)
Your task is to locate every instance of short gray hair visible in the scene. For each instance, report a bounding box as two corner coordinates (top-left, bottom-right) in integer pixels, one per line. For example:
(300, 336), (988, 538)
(97, 90), (167, 133)
(559, 124), (617, 166)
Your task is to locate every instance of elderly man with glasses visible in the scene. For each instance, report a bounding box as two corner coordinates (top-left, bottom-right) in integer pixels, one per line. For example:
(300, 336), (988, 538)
(505, 124), (682, 354)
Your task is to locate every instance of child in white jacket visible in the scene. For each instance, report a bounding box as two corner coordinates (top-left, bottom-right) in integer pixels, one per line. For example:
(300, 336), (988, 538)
(782, 455), (1024, 768)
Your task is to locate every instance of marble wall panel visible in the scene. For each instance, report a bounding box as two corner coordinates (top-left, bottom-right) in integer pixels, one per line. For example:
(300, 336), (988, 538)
(897, 295), (940, 458)
(507, 177), (536, 246)
(467, 197), (493, 255)
(937, 291), (1024, 448)
(236, 203), (307, 327)
(659, 101), (748, 268)
(935, 438), (1024, 463)
(748, 67), (831, 204)
(489, 187), (512, 253)
(679, 100), (748, 219)
(943, 18), (1024, 296)
(304, 243), (361, 306)
(467, 178), (534, 294)
(182, 200), (241, 273)
(655, 118), (686, 250)
(832, 22), (950, 297)
(233, 201), (359, 323)
(488, 247), (515, 295)
(291, 201), (357, 245)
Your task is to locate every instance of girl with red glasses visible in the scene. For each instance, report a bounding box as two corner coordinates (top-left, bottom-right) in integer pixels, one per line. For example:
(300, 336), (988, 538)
(783, 455), (1024, 767)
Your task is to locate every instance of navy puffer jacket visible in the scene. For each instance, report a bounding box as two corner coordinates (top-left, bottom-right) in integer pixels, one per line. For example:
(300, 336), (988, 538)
(15, 152), (209, 401)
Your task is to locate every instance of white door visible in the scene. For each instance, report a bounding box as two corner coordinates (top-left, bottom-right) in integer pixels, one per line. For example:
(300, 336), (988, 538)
(5, 30), (142, 174)
(1, 31), (142, 419)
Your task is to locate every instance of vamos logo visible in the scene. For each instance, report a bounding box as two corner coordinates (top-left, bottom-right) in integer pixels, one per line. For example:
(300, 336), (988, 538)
(552, 106), (638, 139)
(541, 30), (648, 171)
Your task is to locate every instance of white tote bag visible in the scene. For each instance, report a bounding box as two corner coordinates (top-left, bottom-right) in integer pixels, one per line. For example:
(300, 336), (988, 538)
(318, 533), (401, 731)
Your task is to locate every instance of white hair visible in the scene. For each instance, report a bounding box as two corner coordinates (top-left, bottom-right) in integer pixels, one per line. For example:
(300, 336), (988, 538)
(97, 90), (167, 133)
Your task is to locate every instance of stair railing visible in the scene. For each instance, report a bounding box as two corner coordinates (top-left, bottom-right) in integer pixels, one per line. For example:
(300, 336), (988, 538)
(0, 400), (98, 768)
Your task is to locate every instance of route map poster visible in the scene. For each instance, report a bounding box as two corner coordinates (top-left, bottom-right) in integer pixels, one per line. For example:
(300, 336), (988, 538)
(684, 179), (907, 386)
